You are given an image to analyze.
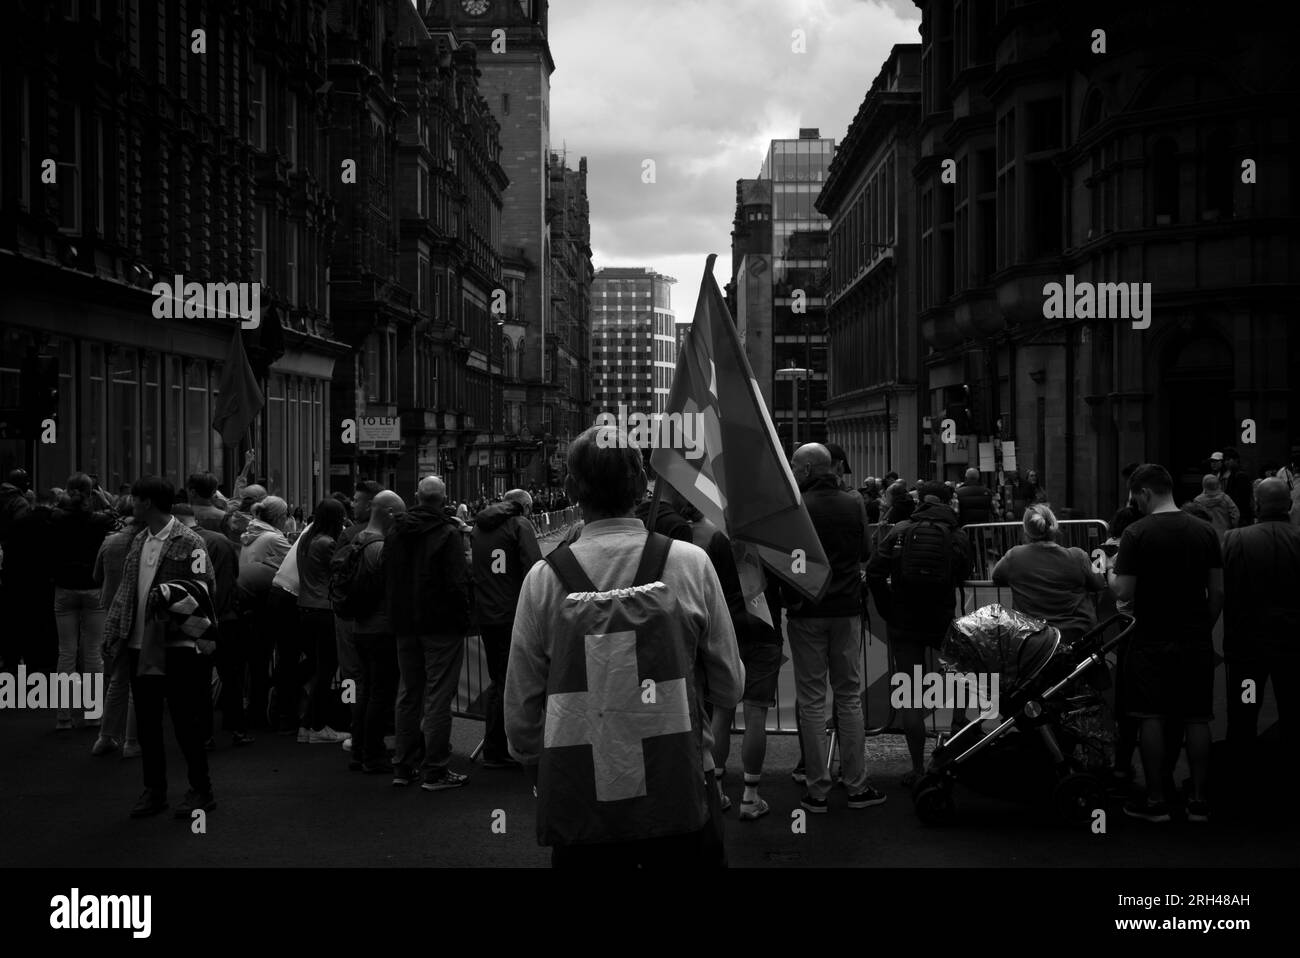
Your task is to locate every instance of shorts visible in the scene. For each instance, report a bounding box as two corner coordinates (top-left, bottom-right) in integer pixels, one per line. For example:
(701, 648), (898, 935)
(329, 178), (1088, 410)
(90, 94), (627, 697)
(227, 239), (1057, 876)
(737, 613), (783, 708)
(1123, 640), (1215, 722)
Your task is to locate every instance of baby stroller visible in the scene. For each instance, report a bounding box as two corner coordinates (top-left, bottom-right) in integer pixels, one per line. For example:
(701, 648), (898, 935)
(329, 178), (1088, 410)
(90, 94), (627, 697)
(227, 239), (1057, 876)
(911, 604), (1135, 825)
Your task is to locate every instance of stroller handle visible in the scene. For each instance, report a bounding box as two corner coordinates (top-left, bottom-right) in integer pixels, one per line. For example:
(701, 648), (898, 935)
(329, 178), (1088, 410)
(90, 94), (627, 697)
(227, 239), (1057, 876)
(1081, 612), (1135, 657)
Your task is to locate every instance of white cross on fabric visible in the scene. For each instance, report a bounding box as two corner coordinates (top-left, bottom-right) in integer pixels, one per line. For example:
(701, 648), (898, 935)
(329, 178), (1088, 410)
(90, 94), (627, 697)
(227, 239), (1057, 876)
(544, 631), (692, 802)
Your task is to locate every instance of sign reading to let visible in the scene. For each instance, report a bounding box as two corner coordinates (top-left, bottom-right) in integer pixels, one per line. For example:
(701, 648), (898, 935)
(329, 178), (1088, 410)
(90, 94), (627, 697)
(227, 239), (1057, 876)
(357, 416), (401, 450)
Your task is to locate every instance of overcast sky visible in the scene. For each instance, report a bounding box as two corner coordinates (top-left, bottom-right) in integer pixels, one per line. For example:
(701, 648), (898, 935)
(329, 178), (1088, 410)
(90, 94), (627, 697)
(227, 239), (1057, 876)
(548, 0), (922, 318)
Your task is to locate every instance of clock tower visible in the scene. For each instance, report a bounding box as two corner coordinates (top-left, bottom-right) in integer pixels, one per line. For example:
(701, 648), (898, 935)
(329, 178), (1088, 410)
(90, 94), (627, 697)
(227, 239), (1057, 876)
(422, 0), (555, 447)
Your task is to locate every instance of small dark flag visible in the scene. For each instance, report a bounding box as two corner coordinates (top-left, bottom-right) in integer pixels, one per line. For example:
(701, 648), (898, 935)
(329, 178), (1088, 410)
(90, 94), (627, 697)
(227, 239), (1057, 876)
(211, 327), (264, 446)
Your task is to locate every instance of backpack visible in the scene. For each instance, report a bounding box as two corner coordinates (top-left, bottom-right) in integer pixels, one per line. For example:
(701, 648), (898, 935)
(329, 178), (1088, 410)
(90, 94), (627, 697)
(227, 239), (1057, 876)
(329, 537), (385, 621)
(895, 517), (958, 596)
(535, 533), (708, 846)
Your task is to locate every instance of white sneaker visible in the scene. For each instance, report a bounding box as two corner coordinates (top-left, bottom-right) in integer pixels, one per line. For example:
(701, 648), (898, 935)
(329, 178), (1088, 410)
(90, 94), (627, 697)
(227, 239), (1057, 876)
(297, 727), (310, 743)
(308, 726), (348, 744)
(383, 734), (396, 750)
(341, 737), (352, 752)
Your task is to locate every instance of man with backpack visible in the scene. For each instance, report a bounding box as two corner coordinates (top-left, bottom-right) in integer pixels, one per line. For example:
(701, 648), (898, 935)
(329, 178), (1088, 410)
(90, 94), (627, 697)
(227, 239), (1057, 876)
(784, 443), (887, 814)
(330, 489), (404, 774)
(866, 479), (974, 786)
(505, 426), (743, 868)
(386, 476), (472, 791)
(470, 489), (542, 770)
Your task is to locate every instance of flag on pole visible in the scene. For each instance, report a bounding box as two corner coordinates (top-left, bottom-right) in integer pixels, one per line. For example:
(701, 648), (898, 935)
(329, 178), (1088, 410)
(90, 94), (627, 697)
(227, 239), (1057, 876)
(649, 255), (830, 615)
(211, 326), (265, 446)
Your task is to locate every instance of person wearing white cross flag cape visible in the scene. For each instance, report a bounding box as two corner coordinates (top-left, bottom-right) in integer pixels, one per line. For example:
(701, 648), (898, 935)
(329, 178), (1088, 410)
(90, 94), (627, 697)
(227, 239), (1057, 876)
(649, 254), (832, 627)
(505, 425), (744, 867)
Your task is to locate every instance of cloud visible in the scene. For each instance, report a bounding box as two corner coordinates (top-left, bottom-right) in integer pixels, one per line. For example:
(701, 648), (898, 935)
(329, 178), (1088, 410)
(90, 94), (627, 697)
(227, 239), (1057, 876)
(549, 0), (921, 311)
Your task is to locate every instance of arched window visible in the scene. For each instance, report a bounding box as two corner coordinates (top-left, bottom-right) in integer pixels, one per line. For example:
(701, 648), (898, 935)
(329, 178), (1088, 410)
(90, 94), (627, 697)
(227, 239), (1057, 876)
(1202, 130), (1233, 220)
(502, 338), (513, 380)
(1151, 137), (1179, 225)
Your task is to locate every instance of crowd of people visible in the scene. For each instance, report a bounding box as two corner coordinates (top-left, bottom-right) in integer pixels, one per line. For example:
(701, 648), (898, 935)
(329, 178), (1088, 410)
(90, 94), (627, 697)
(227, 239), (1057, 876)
(1, 432), (1296, 864)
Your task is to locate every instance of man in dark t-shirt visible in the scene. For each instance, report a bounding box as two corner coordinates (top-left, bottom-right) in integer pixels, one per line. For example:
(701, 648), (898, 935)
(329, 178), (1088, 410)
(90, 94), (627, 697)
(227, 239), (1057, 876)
(1111, 463), (1223, 824)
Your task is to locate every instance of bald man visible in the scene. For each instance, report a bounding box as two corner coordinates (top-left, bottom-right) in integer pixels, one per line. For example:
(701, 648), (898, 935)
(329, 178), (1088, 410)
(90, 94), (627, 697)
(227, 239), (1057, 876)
(1221, 477), (1300, 785)
(786, 443), (886, 813)
(342, 489), (404, 772)
(387, 476), (472, 790)
(471, 488), (543, 768)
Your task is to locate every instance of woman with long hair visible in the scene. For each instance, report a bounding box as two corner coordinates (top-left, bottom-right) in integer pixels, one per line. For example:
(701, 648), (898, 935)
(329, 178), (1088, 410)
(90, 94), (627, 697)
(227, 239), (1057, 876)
(295, 498), (348, 743)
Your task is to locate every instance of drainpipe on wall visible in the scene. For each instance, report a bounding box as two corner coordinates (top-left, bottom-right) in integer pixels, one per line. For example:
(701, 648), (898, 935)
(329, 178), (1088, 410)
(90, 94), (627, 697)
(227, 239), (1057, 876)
(1065, 323), (1075, 516)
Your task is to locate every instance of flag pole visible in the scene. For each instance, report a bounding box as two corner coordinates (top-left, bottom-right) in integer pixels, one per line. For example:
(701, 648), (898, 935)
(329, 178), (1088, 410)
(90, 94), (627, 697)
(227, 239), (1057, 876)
(645, 464), (665, 533)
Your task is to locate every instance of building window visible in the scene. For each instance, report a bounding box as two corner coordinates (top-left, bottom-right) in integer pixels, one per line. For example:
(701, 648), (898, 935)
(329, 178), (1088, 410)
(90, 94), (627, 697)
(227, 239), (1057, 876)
(141, 352), (159, 479)
(185, 361), (210, 479)
(251, 65), (267, 151)
(107, 349), (139, 491)
(286, 223), (299, 306)
(17, 78), (31, 211)
(286, 96), (298, 171)
(1152, 137), (1179, 225)
(1202, 131), (1233, 220)
(502, 93), (510, 115)
(417, 255), (429, 311)
(995, 108), (1016, 268)
(94, 116), (106, 236)
(57, 101), (81, 234)
(164, 355), (182, 486)
(252, 204), (268, 286)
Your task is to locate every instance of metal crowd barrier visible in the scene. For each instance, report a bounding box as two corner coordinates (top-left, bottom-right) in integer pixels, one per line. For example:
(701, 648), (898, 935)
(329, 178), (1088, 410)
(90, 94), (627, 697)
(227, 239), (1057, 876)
(452, 515), (1111, 742)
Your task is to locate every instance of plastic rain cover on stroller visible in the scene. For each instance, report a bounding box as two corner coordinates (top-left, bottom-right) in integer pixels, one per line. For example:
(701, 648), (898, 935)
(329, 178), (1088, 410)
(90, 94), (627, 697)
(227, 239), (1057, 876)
(939, 604), (1060, 696)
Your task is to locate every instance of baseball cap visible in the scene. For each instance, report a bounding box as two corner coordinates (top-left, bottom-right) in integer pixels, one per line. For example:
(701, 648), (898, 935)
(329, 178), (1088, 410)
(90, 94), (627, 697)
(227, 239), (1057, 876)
(1209, 451), (1224, 461)
(824, 442), (851, 475)
(917, 480), (949, 503)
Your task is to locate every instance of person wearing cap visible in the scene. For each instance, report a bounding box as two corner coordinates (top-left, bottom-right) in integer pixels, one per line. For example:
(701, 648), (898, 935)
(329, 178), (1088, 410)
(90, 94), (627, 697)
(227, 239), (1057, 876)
(824, 443), (865, 507)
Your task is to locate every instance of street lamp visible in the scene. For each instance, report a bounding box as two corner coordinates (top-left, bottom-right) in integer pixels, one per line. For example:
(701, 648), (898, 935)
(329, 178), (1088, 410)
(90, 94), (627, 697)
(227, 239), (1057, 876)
(776, 363), (809, 455)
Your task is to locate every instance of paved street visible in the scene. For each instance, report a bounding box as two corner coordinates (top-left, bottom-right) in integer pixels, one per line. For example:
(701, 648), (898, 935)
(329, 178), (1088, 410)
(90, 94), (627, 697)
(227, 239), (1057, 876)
(2, 704), (1291, 869)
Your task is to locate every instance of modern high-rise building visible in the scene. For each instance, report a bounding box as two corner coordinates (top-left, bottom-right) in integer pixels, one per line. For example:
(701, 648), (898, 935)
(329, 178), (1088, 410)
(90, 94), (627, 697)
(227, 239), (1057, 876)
(591, 267), (677, 421)
(731, 130), (835, 454)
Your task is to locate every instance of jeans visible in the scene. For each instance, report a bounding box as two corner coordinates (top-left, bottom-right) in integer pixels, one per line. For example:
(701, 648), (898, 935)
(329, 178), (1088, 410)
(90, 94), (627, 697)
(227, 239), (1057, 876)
(53, 587), (105, 723)
(269, 588), (304, 729)
(100, 642), (138, 745)
(336, 616), (361, 684)
(300, 607), (339, 731)
(130, 647), (212, 796)
(480, 622), (513, 761)
(787, 615), (868, 800)
(353, 632), (398, 764)
(394, 633), (465, 774)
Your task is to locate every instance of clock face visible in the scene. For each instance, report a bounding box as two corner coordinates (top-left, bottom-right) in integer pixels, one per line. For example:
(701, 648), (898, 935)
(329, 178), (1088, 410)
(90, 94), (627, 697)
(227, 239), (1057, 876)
(462, 0), (490, 15)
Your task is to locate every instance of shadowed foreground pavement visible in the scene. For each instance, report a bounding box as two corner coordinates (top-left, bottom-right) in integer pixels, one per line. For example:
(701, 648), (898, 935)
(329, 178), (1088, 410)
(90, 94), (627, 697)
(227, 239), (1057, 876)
(0, 706), (1291, 868)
